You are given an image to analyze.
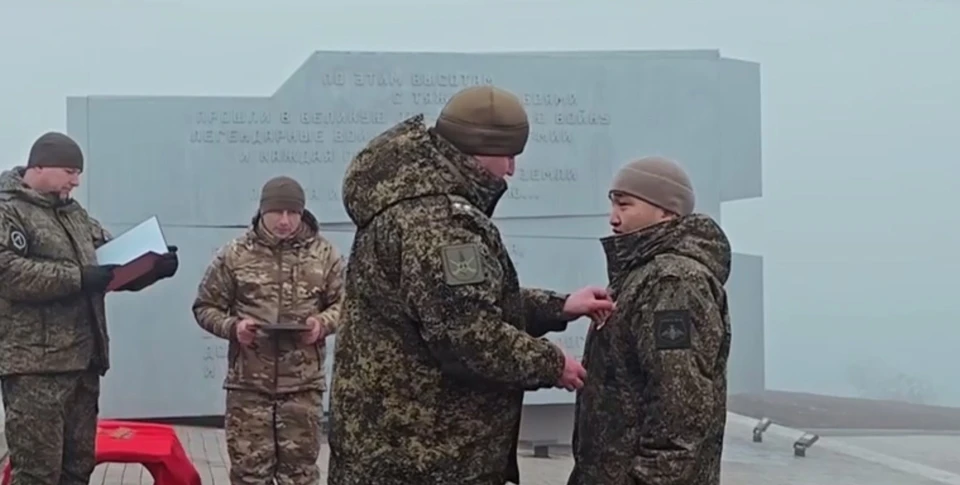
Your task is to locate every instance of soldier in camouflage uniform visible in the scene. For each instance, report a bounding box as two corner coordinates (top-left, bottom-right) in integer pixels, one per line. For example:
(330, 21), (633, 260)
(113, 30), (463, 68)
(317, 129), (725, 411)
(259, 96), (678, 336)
(0, 132), (179, 485)
(567, 156), (732, 485)
(193, 175), (345, 485)
(328, 85), (615, 485)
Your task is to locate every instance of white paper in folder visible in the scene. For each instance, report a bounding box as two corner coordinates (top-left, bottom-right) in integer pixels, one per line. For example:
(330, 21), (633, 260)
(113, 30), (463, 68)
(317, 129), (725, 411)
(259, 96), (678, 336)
(95, 216), (168, 266)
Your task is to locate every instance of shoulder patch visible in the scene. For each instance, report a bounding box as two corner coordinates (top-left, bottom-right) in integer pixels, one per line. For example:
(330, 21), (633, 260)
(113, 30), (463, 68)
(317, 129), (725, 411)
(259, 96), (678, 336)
(8, 228), (28, 255)
(654, 310), (692, 350)
(440, 243), (486, 286)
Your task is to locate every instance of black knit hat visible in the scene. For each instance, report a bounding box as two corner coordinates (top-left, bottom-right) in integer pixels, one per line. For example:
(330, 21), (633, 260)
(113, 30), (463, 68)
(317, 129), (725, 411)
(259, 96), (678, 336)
(27, 132), (84, 170)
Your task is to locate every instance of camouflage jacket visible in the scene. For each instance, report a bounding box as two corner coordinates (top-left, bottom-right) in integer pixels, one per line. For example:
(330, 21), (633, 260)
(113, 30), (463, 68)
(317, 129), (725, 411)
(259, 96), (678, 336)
(568, 214), (732, 485)
(328, 115), (571, 485)
(0, 167), (113, 376)
(192, 210), (345, 395)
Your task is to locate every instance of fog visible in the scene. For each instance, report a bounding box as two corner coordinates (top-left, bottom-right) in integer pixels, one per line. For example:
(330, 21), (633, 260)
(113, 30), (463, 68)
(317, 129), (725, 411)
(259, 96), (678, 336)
(2, 0), (959, 482)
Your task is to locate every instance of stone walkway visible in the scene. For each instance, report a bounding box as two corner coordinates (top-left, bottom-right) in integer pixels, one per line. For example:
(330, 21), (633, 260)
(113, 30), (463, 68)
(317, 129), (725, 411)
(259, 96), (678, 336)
(3, 414), (960, 484)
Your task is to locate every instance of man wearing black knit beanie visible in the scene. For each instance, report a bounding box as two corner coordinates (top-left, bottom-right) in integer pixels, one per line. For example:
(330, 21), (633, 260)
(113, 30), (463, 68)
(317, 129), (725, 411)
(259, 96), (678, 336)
(0, 132), (179, 485)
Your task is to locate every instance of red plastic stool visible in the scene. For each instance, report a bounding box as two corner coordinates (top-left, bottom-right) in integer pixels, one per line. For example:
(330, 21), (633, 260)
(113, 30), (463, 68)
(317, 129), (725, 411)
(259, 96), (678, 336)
(1, 420), (201, 485)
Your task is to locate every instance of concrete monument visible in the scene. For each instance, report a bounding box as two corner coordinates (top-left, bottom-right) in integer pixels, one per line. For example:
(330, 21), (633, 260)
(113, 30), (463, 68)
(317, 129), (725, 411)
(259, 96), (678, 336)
(66, 50), (763, 428)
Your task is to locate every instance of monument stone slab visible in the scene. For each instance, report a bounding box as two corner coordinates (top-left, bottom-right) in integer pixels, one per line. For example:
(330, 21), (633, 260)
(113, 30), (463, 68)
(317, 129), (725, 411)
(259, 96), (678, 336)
(74, 50), (764, 419)
(69, 50), (759, 227)
(100, 224), (243, 418)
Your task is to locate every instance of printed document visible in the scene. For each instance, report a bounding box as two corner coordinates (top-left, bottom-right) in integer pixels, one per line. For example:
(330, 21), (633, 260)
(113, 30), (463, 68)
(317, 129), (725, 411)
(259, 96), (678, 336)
(95, 216), (168, 266)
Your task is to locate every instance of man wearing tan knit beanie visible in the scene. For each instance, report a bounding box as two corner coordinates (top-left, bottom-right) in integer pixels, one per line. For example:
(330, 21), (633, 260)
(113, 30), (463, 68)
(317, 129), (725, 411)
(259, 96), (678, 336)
(193, 175), (345, 485)
(569, 156), (733, 485)
(606, 155), (697, 234)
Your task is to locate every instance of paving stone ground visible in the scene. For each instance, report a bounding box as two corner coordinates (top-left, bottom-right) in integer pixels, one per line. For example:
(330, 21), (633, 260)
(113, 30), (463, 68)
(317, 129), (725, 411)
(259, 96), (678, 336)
(3, 414), (960, 484)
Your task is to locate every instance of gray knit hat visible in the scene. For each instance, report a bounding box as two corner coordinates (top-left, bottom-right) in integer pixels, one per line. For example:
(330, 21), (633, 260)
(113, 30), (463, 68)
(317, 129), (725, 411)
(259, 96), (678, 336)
(610, 156), (695, 216)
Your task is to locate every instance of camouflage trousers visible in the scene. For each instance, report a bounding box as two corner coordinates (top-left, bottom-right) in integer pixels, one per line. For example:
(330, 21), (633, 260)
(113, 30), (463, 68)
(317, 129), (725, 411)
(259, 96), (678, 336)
(1, 371), (99, 485)
(225, 390), (323, 485)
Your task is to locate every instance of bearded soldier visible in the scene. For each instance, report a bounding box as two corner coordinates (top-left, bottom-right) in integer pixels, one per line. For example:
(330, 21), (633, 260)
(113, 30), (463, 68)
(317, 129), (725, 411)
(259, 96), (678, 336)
(0, 132), (179, 485)
(328, 85), (614, 485)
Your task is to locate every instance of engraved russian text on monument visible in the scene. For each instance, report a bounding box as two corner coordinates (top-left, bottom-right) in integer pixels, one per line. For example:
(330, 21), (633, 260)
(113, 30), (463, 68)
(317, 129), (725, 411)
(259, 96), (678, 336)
(184, 63), (618, 222)
(189, 110), (386, 167)
(192, 72), (616, 211)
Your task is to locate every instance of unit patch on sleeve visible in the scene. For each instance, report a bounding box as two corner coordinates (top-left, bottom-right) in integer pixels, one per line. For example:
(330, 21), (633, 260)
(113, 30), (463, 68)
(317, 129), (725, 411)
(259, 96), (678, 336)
(6, 226), (29, 256)
(440, 243), (486, 286)
(654, 310), (692, 350)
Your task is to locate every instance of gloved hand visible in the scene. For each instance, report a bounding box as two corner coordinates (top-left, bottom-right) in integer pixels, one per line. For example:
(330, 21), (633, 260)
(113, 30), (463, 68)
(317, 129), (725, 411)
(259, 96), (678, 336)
(155, 245), (179, 279)
(81, 264), (119, 292)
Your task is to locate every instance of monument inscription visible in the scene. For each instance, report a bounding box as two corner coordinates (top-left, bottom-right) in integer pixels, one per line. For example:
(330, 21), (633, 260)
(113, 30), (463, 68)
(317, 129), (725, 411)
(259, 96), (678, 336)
(71, 51), (751, 227)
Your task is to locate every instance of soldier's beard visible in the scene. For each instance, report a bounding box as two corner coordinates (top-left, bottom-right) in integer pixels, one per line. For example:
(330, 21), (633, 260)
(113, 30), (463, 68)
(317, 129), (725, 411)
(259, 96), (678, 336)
(43, 186), (72, 200)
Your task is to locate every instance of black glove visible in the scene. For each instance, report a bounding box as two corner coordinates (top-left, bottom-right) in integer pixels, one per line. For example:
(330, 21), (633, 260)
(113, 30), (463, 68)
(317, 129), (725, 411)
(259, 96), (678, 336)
(81, 264), (119, 292)
(155, 245), (179, 279)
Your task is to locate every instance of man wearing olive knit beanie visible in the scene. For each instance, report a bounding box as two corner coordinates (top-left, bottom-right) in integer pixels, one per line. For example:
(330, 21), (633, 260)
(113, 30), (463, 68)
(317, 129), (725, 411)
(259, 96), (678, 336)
(329, 85), (615, 485)
(193, 175), (345, 485)
(569, 156), (733, 485)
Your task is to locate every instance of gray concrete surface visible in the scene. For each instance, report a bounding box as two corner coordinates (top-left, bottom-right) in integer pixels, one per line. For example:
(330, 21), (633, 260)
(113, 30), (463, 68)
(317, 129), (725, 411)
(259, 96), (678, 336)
(838, 435), (960, 476)
(723, 413), (959, 485)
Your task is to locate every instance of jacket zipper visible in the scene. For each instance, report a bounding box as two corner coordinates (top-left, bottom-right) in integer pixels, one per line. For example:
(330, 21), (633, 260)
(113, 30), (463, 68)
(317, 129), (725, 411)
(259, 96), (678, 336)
(308, 247), (323, 372)
(272, 246), (284, 394)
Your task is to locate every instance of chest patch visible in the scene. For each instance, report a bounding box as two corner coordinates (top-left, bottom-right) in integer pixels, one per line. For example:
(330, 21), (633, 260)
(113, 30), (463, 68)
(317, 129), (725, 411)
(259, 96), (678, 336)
(9, 229), (28, 255)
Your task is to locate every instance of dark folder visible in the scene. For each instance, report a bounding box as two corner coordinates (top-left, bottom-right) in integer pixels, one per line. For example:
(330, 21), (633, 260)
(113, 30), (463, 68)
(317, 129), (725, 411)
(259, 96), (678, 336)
(106, 252), (163, 292)
(260, 323), (310, 332)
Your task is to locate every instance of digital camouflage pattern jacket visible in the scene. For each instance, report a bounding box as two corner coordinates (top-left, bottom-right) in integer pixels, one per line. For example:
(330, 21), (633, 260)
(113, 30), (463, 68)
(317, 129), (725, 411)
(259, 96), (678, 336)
(568, 214), (732, 485)
(192, 210), (345, 395)
(0, 167), (112, 376)
(328, 115), (571, 485)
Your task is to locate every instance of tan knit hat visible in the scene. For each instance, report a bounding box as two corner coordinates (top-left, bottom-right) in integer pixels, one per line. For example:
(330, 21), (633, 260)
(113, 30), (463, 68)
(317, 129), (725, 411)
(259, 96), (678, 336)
(259, 176), (305, 213)
(610, 156), (696, 216)
(433, 85), (530, 156)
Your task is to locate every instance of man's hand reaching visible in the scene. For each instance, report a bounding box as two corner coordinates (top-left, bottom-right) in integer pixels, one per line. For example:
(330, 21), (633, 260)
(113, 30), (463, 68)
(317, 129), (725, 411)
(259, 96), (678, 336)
(556, 349), (587, 391)
(563, 286), (615, 320)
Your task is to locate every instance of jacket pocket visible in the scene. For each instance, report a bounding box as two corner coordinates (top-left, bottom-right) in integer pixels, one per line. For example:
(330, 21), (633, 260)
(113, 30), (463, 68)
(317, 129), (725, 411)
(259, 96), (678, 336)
(226, 342), (243, 385)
